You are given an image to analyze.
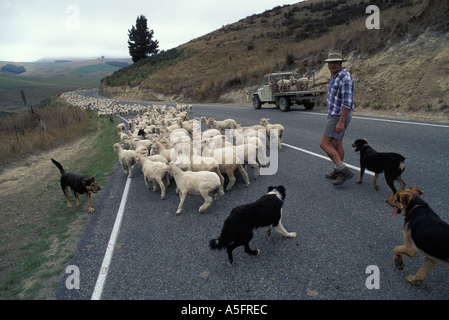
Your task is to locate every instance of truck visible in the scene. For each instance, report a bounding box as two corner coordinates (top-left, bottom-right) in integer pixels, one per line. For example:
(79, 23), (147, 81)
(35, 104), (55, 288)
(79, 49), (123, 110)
(252, 71), (326, 112)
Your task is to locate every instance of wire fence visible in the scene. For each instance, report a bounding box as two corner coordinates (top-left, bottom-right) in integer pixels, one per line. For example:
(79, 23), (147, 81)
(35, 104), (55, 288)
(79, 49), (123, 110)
(0, 113), (84, 140)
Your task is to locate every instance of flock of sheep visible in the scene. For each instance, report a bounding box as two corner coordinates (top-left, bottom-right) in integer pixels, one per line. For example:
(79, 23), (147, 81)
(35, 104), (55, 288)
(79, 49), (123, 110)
(61, 91), (160, 118)
(60, 92), (285, 215)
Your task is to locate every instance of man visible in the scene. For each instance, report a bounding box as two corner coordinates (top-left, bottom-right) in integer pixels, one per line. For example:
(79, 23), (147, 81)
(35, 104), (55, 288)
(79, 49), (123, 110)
(320, 50), (355, 186)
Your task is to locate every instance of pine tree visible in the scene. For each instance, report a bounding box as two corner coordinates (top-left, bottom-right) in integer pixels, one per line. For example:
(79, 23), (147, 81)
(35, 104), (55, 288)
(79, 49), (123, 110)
(128, 15), (159, 63)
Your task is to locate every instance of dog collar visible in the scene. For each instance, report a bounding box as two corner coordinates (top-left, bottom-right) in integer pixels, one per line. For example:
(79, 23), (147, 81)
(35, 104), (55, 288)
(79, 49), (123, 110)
(359, 144), (370, 152)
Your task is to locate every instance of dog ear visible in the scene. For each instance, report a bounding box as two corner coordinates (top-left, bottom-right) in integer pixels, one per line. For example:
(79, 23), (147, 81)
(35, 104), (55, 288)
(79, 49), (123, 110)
(277, 185), (285, 193)
(409, 186), (423, 196)
(267, 186), (274, 192)
(399, 192), (414, 211)
(363, 138), (368, 142)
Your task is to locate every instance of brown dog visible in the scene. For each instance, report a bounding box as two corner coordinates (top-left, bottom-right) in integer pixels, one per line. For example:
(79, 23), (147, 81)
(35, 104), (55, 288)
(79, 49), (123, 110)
(51, 159), (101, 213)
(385, 186), (449, 285)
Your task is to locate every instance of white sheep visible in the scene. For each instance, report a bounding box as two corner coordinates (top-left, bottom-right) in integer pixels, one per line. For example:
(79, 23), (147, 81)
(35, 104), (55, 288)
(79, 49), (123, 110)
(149, 141), (177, 162)
(135, 152), (170, 200)
(191, 150), (225, 190)
(234, 144), (260, 179)
(164, 163), (224, 215)
(113, 143), (137, 178)
(260, 118), (284, 151)
(207, 117), (237, 131)
(209, 147), (250, 191)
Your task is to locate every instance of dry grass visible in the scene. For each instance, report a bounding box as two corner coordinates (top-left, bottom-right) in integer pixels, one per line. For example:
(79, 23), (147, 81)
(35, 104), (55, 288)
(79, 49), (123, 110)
(0, 97), (97, 164)
(102, 0), (445, 104)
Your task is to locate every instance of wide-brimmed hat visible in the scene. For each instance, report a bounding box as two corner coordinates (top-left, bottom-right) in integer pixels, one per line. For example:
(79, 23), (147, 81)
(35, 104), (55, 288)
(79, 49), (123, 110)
(325, 50), (347, 62)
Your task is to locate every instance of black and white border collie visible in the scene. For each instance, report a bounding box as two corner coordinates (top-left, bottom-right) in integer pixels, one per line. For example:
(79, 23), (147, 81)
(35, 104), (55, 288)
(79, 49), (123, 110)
(209, 185), (297, 264)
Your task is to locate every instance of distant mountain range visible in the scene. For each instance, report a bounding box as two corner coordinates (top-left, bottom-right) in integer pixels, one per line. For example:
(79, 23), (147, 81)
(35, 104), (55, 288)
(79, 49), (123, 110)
(35, 57), (131, 63)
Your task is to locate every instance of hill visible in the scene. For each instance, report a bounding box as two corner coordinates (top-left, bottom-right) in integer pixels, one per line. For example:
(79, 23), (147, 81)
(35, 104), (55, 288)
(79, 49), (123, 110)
(0, 58), (132, 78)
(0, 58), (132, 115)
(99, 0), (449, 119)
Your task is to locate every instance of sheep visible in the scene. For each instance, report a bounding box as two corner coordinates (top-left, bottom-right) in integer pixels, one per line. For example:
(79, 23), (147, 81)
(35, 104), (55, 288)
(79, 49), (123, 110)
(205, 135), (233, 150)
(234, 143), (260, 179)
(191, 150), (225, 190)
(298, 77), (309, 90)
(149, 141), (176, 162)
(231, 122), (266, 137)
(177, 119), (197, 135)
(201, 129), (221, 141)
(116, 123), (126, 132)
(164, 162), (224, 215)
(209, 147), (250, 191)
(113, 143), (137, 178)
(260, 118), (284, 151)
(135, 152), (169, 200)
(134, 147), (168, 169)
(207, 117), (238, 131)
(277, 78), (294, 92)
(200, 116), (212, 129)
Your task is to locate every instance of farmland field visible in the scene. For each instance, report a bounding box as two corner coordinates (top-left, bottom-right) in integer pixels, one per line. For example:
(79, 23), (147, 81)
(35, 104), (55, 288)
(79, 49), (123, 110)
(71, 63), (121, 74)
(0, 75), (103, 115)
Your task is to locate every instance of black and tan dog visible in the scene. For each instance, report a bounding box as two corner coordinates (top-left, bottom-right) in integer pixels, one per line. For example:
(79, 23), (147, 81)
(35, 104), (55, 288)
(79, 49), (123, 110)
(352, 138), (406, 198)
(385, 186), (449, 285)
(51, 159), (101, 213)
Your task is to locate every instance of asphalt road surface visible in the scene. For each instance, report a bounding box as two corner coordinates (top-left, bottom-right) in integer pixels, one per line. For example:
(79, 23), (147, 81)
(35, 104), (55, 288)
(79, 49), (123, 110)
(56, 91), (449, 301)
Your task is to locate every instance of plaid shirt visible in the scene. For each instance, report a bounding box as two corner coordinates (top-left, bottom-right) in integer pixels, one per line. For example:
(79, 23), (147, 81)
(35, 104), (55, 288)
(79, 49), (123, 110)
(327, 68), (354, 116)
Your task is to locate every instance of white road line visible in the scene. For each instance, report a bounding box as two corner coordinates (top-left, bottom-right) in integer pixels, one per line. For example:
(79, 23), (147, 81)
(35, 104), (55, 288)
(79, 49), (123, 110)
(282, 143), (375, 176)
(91, 175), (132, 300)
(300, 112), (449, 128)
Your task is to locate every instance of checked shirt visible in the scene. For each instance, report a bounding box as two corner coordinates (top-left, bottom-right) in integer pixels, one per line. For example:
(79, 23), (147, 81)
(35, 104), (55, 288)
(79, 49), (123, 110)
(327, 68), (354, 116)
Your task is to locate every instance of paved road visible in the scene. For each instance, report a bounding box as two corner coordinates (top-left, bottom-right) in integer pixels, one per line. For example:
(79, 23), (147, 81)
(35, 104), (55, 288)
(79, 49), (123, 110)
(56, 91), (449, 301)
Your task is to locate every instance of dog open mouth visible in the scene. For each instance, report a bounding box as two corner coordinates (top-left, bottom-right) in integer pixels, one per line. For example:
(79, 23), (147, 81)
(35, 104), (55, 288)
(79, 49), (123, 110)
(390, 207), (400, 218)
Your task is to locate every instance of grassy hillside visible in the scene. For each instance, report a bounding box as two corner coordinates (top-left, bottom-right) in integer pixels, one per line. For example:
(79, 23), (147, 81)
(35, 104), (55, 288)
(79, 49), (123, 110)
(0, 59), (131, 78)
(101, 0), (448, 104)
(0, 75), (103, 115)
(71, 63), (121, 74)
(0, 58), (131, 115)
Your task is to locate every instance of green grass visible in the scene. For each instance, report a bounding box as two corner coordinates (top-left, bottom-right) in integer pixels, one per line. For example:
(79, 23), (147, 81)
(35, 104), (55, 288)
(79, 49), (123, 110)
(0, 75), (102, 89)
(0, 116), (120, 299)
(0, 75), (103, 114)
(71, 63), (121, 74)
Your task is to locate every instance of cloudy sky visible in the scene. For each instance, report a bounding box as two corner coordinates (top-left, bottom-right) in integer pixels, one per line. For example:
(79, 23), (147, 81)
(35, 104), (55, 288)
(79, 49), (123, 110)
(1, 0), (300, 62)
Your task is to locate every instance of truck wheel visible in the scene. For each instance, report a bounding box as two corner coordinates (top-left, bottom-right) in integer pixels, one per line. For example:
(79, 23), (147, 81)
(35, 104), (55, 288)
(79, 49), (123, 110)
(279, 97), (291, 112)
(303, 102), (315, 110)
(253, 96), (262, 109)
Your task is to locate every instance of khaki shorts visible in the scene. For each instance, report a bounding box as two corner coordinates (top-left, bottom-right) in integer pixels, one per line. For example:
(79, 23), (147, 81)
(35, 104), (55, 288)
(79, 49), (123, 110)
(322, 113), (352, 139)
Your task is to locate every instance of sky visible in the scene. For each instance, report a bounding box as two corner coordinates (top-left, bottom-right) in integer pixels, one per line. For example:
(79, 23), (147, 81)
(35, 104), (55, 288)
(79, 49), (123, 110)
(0, 0), (300, 62)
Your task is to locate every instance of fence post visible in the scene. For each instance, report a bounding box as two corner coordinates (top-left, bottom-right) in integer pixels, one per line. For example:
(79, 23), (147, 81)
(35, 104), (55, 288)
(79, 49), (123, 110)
(40, 119), (47, 132)
(14, 124), (19, 140)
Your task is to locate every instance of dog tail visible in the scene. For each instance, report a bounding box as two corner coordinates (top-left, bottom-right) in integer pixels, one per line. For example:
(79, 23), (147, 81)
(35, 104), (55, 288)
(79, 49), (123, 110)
(209, 221), (231, 251)
(209, 238), (227, 250)
(51, 158), (65, 175)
